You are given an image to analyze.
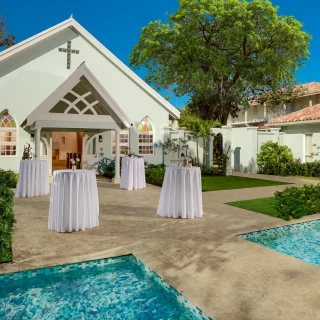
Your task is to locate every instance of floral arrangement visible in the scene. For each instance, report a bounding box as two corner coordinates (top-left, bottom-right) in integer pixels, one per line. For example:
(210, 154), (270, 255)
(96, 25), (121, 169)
(70, 157), (80, 169)
(22, 143), (32, 160)
(124, 149), (142, 158)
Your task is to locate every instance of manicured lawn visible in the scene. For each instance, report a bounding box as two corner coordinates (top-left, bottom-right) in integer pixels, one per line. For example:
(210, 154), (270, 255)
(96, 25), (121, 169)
(226, 197), (279, 218)
(294, 176), (320, 181)
(202, 176), (289, 192)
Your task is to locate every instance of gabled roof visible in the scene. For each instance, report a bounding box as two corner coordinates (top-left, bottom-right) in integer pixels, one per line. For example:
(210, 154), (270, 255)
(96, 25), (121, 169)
(267, 104), (320, 126)
(0, 17), (180, 119)
(24, 62), (132, 128)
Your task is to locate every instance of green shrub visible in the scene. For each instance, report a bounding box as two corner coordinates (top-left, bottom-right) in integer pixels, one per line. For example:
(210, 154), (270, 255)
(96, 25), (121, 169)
(145, 164), (166, 187)
(201, 165), (225, 176)
(281, 162), (320, 177)
(274, 184), (320, 220)
(257, 141), (294, 175)
(0, 186), (14, 263)
(0, 169), (17, 188)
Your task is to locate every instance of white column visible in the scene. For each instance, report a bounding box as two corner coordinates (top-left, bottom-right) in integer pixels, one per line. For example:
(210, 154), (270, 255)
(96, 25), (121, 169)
(244, 109), (248, 124)
(221, 126), (233, 176)
(82, 134), (88, 168)
(35, 127), (41, 160)
(247, 127), (258, 173)
(113, 129), (121, 183)
(263, 102), (267, 119)
(309, 98), (313, 107)
(49, 134), (53, 176)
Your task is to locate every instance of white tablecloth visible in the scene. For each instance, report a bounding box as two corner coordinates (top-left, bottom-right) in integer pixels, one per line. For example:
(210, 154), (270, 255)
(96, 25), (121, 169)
(157, 166), (203, 219)
(120, 157), (146, 190)
(48, 170), (99, 233)
(15, 160), (49, 197)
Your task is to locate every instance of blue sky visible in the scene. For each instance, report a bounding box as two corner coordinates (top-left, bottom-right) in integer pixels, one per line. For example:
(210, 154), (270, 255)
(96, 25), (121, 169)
(1, 0), (319, 108)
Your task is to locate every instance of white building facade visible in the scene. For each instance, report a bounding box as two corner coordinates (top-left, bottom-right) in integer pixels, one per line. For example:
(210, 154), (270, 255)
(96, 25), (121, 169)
(0, 17), (180, 177)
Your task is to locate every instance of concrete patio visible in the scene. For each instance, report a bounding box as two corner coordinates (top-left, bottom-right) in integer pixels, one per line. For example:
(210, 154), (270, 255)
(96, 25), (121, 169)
(1, 174), (320, 320)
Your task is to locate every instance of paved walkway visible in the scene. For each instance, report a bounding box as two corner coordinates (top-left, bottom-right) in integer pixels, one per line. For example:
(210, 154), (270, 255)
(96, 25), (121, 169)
(2, 174), (320, 320)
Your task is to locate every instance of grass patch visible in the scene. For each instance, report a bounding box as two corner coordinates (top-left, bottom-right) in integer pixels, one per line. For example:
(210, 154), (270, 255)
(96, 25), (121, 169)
(293, 176), (320, 181)
(226, 197), (279, 218)
(202, 176), (289, 192)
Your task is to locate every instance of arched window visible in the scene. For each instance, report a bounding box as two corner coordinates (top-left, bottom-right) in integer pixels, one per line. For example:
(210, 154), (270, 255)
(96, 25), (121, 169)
(0, 111), (18, 156)
(138, 116), (154, 155)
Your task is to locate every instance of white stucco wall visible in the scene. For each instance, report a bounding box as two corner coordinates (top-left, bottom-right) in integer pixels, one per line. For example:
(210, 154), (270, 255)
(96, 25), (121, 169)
(0, 28), (174, 171)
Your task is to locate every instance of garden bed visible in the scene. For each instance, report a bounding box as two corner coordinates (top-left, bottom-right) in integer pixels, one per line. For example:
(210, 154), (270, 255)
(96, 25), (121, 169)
(0, 169), (17, 263)
(226, 184), (320, 221)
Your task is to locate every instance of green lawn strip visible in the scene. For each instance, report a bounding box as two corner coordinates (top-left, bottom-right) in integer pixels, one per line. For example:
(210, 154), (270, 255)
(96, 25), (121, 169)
(293, 176), (320, 181)
(202, 176), (289, 192)
(226, 197), (279, 218)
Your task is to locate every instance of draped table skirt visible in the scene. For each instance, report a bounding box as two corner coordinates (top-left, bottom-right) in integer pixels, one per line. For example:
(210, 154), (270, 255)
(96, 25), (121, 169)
(15, 160), (49, 197)
(157, 166), (203, 219)
(120, 157), (146, 190)
(48, 170), (99, 233)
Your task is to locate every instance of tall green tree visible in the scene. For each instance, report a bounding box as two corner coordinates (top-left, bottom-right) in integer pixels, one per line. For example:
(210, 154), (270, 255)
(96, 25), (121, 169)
(130, 0), (311, 124)
(0, 16), (14, 49)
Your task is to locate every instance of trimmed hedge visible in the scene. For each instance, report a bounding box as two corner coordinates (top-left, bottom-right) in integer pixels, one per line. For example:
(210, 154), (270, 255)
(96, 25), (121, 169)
(145, 164), (166, 187)
(145, 164), (225, 187)
(0, 185), (14, 263)
(274, 184), (320, 220)
(0, 169), (17, 188)
(280, 162), (320, 177)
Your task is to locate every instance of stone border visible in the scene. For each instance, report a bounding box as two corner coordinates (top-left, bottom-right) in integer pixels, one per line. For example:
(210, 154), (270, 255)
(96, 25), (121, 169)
(238, 218), (320, 240)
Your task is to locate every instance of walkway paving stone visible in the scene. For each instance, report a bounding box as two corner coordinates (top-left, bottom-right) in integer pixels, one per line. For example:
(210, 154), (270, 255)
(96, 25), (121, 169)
(1, 174), (320, 320)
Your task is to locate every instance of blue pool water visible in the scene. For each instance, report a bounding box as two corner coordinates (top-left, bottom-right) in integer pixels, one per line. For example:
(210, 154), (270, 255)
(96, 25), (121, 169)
(239, 219), (320, 267)
(0, 255), (210, 319)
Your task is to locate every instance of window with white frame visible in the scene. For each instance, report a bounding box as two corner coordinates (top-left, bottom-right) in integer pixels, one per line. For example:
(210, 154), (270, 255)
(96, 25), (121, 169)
(138, 116), (154, 155)
(112, 130), (130, 155)
(0, 111), (18, 156)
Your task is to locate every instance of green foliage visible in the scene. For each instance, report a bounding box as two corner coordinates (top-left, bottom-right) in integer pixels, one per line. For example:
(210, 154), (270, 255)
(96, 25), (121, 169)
(201, 163), (226, 176)
(155, 138), (173, 164)
(97, 157), (117, 179)
(0, 169), (17, 188)
(130, 0), (311, 124)
(0, 186), (14, 263)
(145, 164), (166, 187)
(22, 143), (32, 160)
(0, 16), (15, 49)
(180, 107), (221, 164)
(257, 141), (294, 175)
(274, 185), (320, 221)
(281, 162), (320, 177)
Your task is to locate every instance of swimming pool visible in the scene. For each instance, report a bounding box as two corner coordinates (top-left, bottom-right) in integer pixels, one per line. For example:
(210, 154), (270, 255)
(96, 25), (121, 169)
(239, 219), (320, 267)
(0, 255), (211, 319)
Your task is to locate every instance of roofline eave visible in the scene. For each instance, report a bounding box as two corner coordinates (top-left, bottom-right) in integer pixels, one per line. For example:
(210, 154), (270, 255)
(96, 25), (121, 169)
(266, 120), (320, 127)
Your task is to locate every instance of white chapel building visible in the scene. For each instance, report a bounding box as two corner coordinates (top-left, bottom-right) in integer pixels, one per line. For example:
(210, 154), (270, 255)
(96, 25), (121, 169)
(0, 17), (180, 179)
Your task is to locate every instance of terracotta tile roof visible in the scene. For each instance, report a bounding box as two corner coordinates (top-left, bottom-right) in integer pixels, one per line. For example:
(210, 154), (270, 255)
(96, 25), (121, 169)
(267, 104), (320, 124)
(258, 123), (269, 129)
(298, 82), (320, 95)
(247, 82), (320, 107)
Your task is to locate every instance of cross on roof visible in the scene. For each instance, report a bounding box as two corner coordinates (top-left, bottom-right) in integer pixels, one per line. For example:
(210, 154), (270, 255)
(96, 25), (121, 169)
(58, 41), (79, 69)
